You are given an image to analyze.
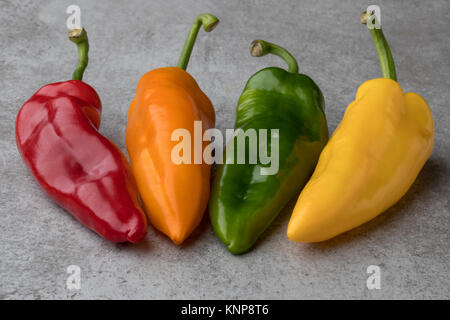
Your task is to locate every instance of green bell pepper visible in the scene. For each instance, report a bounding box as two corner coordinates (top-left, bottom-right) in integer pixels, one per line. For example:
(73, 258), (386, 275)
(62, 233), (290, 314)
(209, 40), (329, 254)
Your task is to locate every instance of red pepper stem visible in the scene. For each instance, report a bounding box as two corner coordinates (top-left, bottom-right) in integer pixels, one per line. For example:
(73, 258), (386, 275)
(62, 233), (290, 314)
(360, 10), (397, 81)
(177, 13), (219, 70)
(68, 28), (89, 81)
(250, 40), (299, 74)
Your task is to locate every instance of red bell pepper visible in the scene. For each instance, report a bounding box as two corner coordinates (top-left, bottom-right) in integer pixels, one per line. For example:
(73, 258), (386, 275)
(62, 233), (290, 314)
(15, 28), (147, 243)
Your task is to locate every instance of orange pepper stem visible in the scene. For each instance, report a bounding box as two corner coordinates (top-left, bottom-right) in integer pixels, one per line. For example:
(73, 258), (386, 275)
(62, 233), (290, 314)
(176, 13), (219, 70)
(361, 10), (397, 81)
(68, 28), (89, 81)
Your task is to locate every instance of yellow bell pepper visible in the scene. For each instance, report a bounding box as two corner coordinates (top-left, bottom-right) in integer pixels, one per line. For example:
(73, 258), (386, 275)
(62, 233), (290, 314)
(287, 10), (434, 242)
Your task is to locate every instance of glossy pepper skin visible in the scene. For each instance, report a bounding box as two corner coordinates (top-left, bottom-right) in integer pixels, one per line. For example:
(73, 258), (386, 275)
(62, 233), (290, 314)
(15, 29), (147, 243)
(209, 40), (329, 254)
(126, 14), (218, 244)
(287, 11), (434, 242)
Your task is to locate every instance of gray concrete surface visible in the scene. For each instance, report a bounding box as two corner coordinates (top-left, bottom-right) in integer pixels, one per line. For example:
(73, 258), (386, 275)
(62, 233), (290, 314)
(1, 0), (449, 300)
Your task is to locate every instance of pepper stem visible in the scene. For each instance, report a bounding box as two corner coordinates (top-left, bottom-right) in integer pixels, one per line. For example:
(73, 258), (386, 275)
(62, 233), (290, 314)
(68, 28), (89, 81)
(176, 13), (219, 70)
(360, 10), (397, 81)
(250, 40), (298, 74)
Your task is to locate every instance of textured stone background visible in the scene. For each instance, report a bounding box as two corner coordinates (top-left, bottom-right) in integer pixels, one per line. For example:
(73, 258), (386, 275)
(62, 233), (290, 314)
(0, 0), (449, 299)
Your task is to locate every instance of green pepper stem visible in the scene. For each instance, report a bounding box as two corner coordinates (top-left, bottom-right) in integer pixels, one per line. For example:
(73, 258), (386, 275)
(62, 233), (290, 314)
(68, 28), (89, 81)
(360, 11), (397, 81)
(176, 13), (219, 70)
(250, 40), (299, 74)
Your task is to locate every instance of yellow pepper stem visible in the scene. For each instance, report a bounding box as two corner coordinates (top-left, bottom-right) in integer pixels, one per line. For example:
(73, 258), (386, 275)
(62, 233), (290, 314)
(361, 10), (397, 81)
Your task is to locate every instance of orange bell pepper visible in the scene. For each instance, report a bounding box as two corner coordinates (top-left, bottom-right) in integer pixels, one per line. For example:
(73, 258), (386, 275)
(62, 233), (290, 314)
(126, 14), (218, 244)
